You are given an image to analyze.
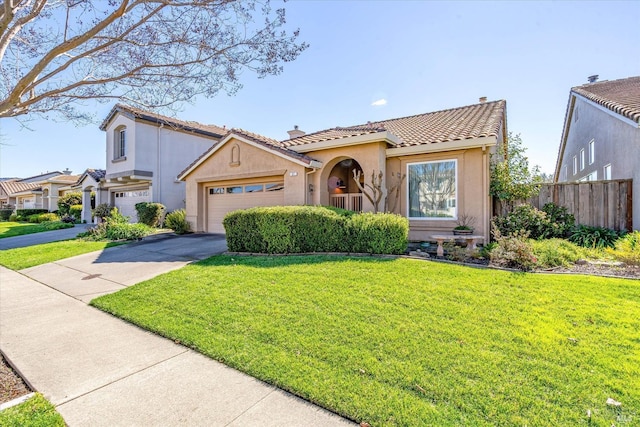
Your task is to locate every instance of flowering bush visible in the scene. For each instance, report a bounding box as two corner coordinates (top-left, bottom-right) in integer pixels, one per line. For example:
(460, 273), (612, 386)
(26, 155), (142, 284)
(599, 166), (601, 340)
(493, 204), (573, 240)
(489, 229), (537, 271)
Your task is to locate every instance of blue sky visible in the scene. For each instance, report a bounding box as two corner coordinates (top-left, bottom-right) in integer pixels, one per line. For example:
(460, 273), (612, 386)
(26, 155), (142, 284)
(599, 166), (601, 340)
(1, 0), (639, 178)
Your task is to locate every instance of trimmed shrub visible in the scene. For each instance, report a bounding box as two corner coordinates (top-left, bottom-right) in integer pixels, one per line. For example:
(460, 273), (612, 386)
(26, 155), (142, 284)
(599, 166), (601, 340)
(28, 213), (59, 223)
(489, 229), (537, 271)
(223, 206), (408, 254)
(60, 214), (76, 223)
(164, 209), (191, 235)
(0, 209), (12, 221)
(93, 203), (113, 221)
(348, 212), (408, 254)
(16, 209), (48, 218)
(606, 231), (640, 265)
(9, 213), (19, 222)
(69, 204), (83, 219)
(492, 205), (549, 240)
(135, 202), (166, 227)
(569, 224), (621, 249)
(57, 192), (82, 216)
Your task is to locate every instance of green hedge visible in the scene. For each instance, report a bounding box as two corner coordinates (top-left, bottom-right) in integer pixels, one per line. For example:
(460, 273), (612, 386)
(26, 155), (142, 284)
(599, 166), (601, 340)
(135, 202), (166, 227)
(0, 209), (13, 221)
(69, 204), (83, 219)
(16, 209), (48, 218)
(223, 206), (408, 255)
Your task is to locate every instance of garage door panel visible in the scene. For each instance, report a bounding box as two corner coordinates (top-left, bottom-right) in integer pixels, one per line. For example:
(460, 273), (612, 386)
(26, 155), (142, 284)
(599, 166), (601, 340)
(207, 189), (284, 233)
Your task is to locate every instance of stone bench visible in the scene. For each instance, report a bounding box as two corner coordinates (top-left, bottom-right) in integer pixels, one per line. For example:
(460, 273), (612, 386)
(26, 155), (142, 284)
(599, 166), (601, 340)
(430, 234), (485, 257)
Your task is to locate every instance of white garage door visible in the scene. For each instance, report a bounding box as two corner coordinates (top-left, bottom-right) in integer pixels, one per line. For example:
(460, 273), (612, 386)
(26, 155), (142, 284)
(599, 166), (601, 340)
(113, 189), (151, 222)
(207, 182), (284, 233)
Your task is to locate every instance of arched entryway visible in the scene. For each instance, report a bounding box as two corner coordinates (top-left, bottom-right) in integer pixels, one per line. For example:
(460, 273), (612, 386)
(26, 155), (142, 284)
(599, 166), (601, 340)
(327, 158), (364, 212)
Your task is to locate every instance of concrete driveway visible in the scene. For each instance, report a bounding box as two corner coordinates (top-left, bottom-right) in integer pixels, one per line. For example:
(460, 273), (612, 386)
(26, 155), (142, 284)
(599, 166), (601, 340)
(19, 233), (228, 302)
(0, 224), (91, 250)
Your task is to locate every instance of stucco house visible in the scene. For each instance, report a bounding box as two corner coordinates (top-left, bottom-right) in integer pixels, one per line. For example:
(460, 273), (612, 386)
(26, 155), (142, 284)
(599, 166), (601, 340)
(97, 104), (226, 221)
(179, 100), (507, 242)
(554, 76), (639, 230)
(0, 170), (78, 210)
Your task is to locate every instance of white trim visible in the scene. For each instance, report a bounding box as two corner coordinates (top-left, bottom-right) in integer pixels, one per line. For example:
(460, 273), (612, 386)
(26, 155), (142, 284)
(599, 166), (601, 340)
(588, 139), (595, 165)
(406, 158), (458, 220)
(603, 163), (612, 180)
(387, 136), (496, 157)
(288, 131), (401, 153)
(178, 133), (320, 180)
(573, 92), (640, 128)
(0, 392), (35, 411)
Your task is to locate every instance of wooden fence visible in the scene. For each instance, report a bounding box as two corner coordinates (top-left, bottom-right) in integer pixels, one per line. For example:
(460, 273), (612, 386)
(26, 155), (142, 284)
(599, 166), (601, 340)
(493, 179), (633, 231)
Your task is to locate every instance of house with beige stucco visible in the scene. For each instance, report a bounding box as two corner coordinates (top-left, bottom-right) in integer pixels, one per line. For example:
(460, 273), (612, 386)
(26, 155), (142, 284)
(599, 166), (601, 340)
(178, 99), (507, 242)
(0, 170), (80, 211)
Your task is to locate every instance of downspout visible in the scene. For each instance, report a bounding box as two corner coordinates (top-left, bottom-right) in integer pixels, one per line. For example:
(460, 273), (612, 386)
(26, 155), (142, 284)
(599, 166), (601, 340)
(482, 145), (488, 242)
(157, 123), (164, 204)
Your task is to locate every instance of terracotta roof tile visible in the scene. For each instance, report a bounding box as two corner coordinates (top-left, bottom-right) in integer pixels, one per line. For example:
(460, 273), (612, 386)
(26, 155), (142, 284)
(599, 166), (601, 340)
(572, 76), (640, 123)
(49, 174), (81, 183)
(282, 100), (506, 147)
(230, 128), (318, 165)
(0, 180), (41, 195)
(100, 104), (227, 137)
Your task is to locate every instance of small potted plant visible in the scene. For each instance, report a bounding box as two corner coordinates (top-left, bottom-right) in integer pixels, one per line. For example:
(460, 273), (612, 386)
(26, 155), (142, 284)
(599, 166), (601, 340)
(453, 212), (476, 235)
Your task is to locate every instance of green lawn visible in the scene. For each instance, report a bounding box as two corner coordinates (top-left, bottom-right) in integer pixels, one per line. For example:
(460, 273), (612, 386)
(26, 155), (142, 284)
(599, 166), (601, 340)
(91, 256), (640, 426)
(0, 393), (65, 427)
(0, 221), (73, 239)
(0, 240), (124, 270)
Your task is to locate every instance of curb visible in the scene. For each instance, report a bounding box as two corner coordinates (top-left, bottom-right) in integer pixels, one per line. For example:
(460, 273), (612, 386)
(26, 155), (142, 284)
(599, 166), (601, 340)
(0, 393), (35, 412)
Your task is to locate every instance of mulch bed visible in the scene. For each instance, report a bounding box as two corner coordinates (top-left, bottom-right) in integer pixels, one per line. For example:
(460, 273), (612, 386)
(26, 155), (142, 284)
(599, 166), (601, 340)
(0, 354), (30, 405)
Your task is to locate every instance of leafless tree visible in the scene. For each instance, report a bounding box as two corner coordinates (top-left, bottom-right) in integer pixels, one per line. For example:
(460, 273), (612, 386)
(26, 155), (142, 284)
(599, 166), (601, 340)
(0, 0), (307, 121)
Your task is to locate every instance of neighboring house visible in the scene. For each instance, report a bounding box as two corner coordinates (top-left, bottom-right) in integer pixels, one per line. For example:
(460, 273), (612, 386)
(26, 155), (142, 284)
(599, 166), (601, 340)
(554, 76), (640, 230)
(98, 104), (226, 221)
(0, 180), (41, 208)
(0, 170), (74, 210)
(179, 100), (507, 242)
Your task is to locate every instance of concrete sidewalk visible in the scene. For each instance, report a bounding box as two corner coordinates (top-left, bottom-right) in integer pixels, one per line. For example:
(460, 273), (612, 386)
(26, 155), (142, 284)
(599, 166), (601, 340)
(0, 224), (91, 250)
(0, 267), (354, 426)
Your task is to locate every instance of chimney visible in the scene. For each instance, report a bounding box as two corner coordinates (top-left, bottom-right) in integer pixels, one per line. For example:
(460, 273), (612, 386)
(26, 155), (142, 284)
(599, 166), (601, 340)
(479, 97), (487, 103)
(62, 168), (72, 175)
(287, 125), (305, 139)
(587, 75), (599, 83)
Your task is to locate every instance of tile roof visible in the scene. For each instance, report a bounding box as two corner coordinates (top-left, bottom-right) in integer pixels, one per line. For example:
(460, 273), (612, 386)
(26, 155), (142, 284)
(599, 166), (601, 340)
(0, 180), (41, 195)
(572, 76), (640, 123)
(48, 174), (81, 183)
(281, 100), (506, 147)
(100, 104), (227, 137)
(87, 169), (106, 182)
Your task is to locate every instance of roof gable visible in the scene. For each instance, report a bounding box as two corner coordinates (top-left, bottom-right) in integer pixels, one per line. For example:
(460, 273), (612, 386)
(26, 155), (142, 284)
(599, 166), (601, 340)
(0, 180), (41, 195)
(178, 129), (322, 180)
(100, 104), (227, 138)
(571, 76), (640, 123)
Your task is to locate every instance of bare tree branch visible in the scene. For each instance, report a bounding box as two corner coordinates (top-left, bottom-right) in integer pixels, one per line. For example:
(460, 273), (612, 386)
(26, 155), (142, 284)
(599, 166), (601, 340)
(0, 0), (308, 121)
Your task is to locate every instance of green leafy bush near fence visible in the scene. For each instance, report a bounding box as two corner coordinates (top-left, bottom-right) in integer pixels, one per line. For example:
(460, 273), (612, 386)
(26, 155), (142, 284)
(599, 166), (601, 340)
(164, 209), (191, 234)
(492, 204), (574, 240)
(224, 205), (408, 254)
(606, 231), (640, 265)
(135, 202), (166, 227)
(569, 225), (621, 249)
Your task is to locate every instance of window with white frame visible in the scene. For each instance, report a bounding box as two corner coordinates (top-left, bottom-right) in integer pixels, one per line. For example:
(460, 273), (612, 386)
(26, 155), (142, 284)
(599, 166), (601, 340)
(407, 160), (457, 219)
(580, 171), (597, 182)
(588, 139), (595, 164)
(580, 148), (585, 171)
(114, 127), (126, 159)
(573, 156), (578, 175)
(603, 164), (612, 180)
